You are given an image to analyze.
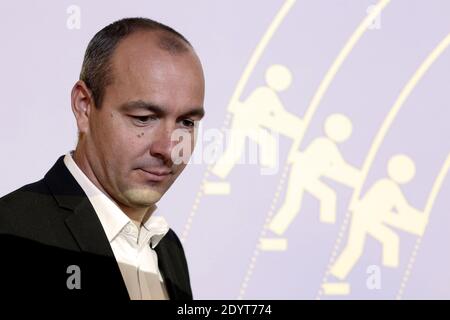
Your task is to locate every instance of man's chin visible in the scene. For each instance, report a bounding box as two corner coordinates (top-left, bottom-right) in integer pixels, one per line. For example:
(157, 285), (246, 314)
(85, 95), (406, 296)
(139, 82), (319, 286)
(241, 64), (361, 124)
(122, 187), (163, 206)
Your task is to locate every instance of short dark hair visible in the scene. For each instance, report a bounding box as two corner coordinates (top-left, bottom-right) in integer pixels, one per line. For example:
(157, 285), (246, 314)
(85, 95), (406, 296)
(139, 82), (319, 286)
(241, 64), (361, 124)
(79, 17), (192, 108)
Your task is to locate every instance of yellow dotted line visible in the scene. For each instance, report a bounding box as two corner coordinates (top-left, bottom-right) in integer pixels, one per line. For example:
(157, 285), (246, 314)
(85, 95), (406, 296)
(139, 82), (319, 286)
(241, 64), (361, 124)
(180, 113), (232, 243)
(315, 208), (351, 299)
(396, 237), (421, 300)
(237, 165), (290, 299)
(397, 154), (450, 299)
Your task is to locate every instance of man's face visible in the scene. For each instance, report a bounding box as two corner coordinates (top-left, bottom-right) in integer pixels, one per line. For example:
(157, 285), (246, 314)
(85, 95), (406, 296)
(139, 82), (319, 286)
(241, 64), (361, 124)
(83, 31), (205, 209)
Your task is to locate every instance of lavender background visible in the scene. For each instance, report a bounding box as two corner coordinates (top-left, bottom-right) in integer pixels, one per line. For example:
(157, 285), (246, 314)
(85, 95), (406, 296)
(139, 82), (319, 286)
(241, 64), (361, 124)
(0, 0), (449, 299)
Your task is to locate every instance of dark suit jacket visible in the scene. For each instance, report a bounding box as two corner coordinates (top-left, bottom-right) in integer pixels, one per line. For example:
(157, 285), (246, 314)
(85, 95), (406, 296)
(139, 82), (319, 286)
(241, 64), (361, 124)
(0, 156), (193, 299)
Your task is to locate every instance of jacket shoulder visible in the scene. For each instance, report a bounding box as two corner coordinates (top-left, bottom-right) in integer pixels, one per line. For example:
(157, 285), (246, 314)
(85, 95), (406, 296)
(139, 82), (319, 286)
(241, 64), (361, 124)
(0, 178), (61, 234)
(1, 177), (47, 200)
(0, 177), (50, 208)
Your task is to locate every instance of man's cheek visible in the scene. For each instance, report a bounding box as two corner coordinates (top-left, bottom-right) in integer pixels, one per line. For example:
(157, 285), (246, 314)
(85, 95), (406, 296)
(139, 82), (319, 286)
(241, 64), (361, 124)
(173, 164), (187, 179)
(114, 131), (140, 153)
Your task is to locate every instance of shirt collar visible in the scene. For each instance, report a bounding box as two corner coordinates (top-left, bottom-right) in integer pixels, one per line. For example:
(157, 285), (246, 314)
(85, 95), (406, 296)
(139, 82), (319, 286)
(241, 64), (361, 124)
(142, 215), (170, 249)
(63, 151), (169, 248)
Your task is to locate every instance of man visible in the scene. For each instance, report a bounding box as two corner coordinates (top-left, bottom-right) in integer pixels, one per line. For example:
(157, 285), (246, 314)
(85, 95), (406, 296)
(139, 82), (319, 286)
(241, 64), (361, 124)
(0, 17), (205, 299)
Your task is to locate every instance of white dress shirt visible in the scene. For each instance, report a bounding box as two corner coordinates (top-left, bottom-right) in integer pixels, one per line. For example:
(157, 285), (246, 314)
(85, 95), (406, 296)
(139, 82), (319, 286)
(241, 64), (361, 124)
(64, 152), (170, 300)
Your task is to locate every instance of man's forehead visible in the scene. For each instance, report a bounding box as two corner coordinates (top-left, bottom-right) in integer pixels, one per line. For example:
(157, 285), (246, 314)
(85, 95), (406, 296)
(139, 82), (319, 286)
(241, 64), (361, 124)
(110, 31), (200, 84)
(113, 30), (192, 62)
(104, 30), (204, 109)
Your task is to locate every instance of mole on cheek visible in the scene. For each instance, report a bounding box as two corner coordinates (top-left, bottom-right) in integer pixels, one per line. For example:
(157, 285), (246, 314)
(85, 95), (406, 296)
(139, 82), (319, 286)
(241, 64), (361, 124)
(137, 132), (145, 138)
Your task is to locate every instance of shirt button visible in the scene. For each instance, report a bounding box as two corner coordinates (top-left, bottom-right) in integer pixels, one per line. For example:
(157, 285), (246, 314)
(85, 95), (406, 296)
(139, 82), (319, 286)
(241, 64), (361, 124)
(124, 225), (132, 234)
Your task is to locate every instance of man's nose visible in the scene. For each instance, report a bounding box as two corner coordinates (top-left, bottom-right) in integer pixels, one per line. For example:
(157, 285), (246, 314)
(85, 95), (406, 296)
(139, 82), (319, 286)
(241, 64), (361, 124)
(149, 124), (177, 166)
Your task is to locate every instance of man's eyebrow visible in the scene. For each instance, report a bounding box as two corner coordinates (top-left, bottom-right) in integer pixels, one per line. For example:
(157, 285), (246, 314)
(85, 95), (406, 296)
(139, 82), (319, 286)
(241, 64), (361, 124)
(119, 100), (205, 119)
(179, 107), (205, 119)
(119, 100), (166, 115)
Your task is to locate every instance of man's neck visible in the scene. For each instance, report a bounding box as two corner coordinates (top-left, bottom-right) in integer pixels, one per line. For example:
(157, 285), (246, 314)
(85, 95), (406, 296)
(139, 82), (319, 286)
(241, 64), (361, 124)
(117, 203), (157, 228)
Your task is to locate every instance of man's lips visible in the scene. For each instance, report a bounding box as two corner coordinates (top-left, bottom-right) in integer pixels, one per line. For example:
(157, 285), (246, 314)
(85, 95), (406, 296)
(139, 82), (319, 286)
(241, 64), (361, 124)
(138, 168), (172, 182)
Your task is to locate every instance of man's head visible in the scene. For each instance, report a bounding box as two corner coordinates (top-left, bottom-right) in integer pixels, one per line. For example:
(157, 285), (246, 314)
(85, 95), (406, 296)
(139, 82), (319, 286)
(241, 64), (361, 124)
(71, 17), (205, 211)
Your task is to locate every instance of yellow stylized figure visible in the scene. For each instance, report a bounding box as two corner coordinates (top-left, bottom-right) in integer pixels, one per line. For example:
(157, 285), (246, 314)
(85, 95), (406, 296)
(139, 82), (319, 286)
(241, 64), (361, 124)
(211, 64), (304, 180)
(330, 154), (427, 281)
(268, 114), (361, 238)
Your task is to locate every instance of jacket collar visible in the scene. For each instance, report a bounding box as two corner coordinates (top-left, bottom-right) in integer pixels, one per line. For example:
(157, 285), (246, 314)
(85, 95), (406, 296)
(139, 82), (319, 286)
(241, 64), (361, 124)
(44, 156), (117, 258)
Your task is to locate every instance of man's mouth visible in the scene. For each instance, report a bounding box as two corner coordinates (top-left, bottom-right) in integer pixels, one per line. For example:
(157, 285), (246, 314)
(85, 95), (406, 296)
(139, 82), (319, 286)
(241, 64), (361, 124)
(138, 168), (171, 182)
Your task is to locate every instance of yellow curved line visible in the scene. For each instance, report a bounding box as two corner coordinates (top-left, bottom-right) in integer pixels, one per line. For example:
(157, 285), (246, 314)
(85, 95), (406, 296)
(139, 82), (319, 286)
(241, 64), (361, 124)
(396, 154), (450, 300)
(349, 32), (450, 208)
(423, 156), (450, 219)
(180, 0), (296, 243)
(239, 0), (391, 299)
(288, 0), (391, 158)
(228, 0), (297, 110)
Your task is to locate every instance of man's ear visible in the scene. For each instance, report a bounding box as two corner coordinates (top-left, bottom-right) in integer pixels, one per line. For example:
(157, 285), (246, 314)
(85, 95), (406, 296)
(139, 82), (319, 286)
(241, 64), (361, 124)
(71, 80), (95, 137)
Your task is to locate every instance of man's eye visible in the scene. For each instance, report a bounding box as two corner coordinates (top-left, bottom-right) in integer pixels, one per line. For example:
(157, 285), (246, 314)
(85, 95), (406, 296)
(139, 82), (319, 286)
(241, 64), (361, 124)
(131, 115), (155, 124)
(181, 119), (195, 128)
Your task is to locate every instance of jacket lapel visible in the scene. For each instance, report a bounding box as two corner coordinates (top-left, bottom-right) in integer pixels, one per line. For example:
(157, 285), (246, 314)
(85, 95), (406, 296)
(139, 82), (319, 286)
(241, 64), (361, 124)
(155, 242), (179, 299)
(155, 232), (193, 300)
(44, 156), (116, 257)
(44, 156), (129, 298)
